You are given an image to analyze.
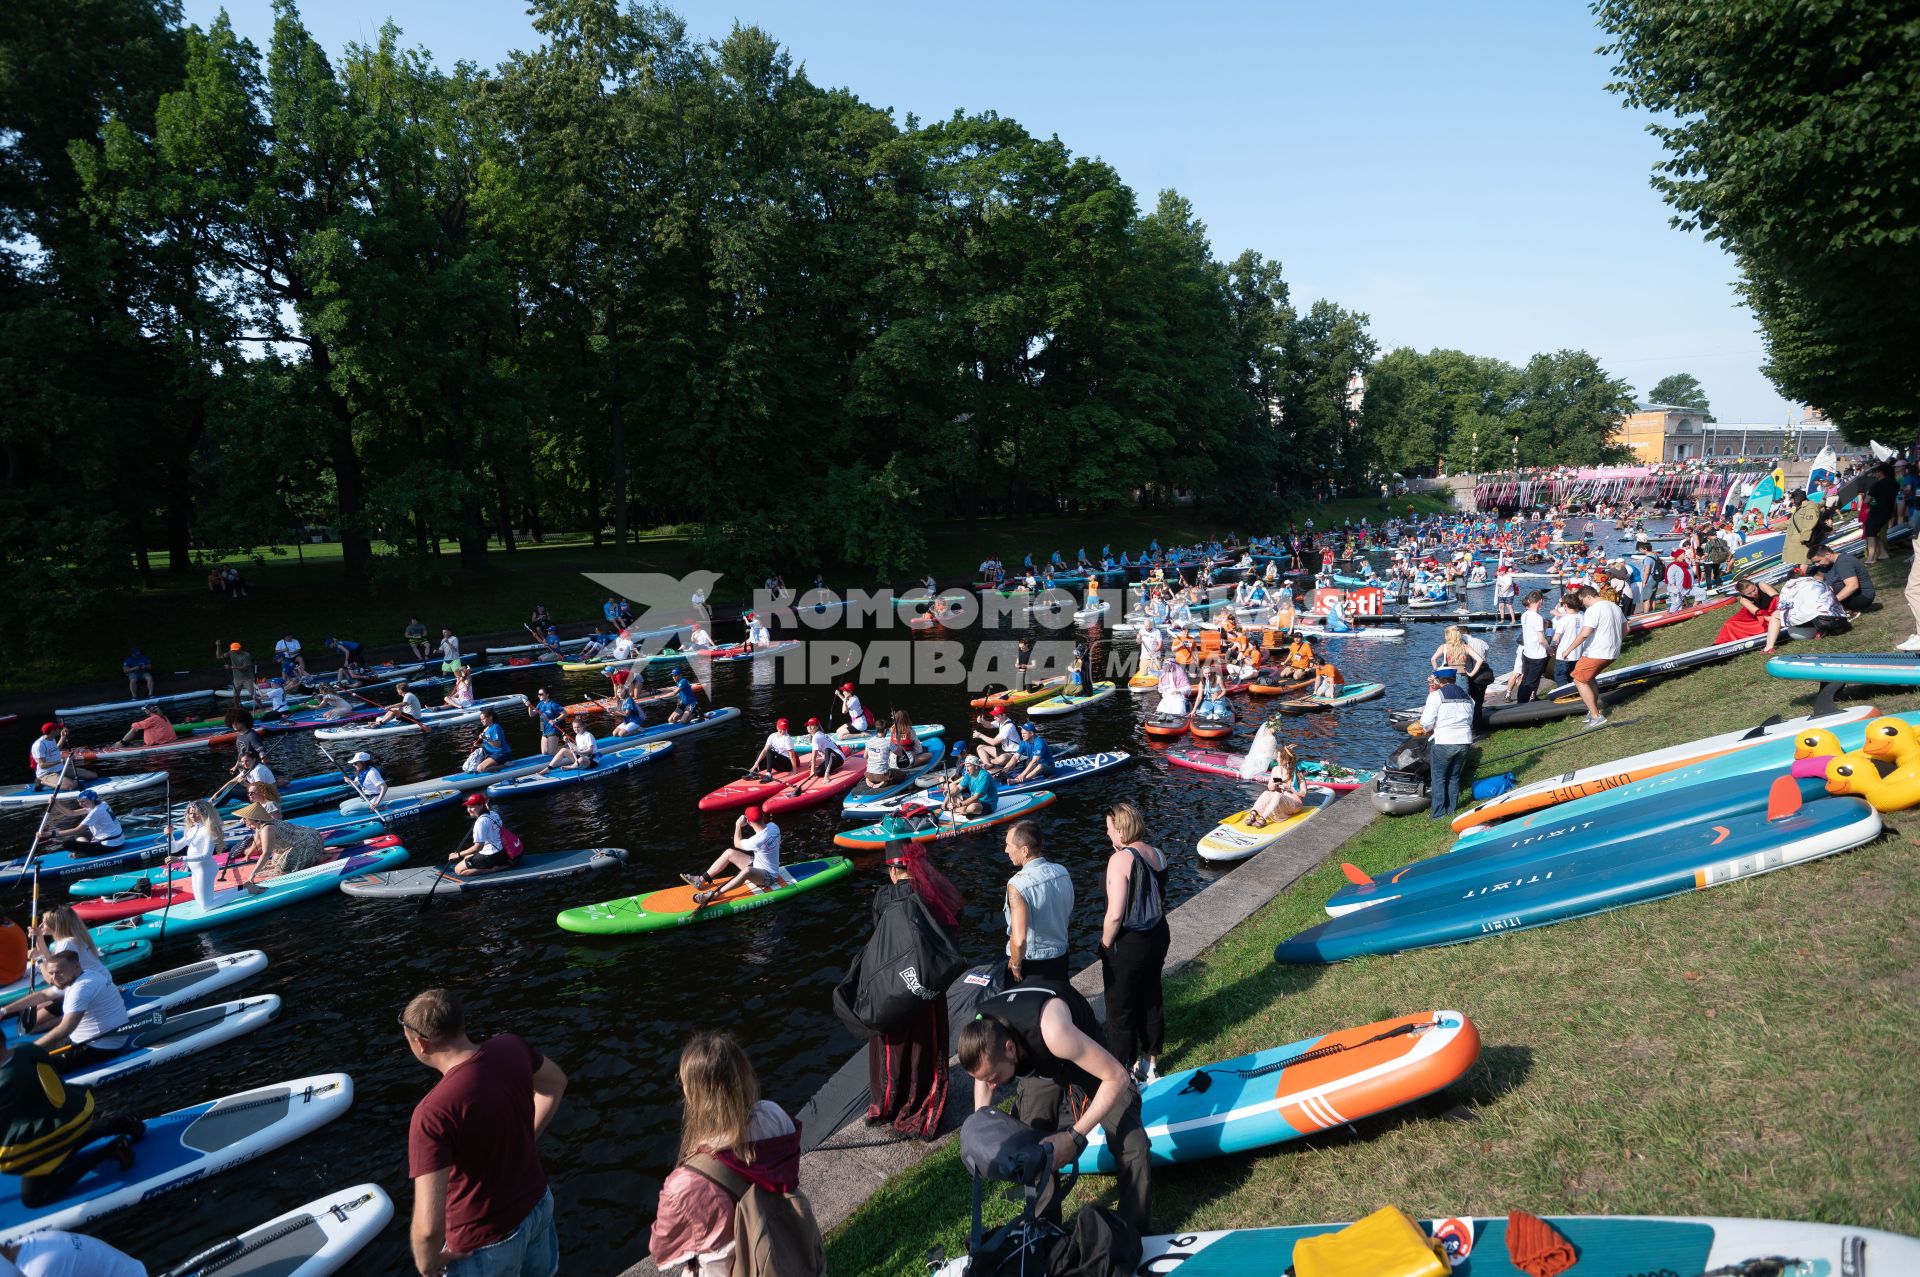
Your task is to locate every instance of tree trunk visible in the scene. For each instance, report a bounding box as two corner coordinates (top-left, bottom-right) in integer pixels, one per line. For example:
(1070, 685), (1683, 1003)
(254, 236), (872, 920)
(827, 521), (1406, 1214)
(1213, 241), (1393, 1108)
(310, 344), (372, 580)
(604, 296), (627, 553)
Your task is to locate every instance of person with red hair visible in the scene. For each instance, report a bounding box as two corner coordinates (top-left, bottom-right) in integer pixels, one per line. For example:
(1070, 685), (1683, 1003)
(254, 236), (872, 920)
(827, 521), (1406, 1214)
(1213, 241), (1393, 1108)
(863, 843), (965, 1140)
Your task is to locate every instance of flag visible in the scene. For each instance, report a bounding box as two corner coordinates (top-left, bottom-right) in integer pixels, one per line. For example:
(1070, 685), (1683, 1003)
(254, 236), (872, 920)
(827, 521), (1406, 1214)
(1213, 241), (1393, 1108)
(1805, 446), (1838, 500)
(1743, 465), (1786, 515)
(1870, 439), (1896, 461)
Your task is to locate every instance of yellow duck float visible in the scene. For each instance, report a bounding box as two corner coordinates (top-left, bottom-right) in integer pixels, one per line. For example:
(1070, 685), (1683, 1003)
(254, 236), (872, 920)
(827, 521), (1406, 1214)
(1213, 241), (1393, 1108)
(1825, 753), (1920, 812)
(1860, 716), (1920, 768)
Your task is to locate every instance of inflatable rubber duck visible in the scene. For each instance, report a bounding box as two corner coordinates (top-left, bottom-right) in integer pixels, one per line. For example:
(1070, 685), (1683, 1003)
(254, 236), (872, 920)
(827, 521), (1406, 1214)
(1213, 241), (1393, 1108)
(1793, 727), (1845, 761)
(1860, 716), (1920, 769)
(1824, 754), (1920, 812)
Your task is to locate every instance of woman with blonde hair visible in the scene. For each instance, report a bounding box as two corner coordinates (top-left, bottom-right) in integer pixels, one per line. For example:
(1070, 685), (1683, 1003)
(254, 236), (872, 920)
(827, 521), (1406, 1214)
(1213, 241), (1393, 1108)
(648, 1031), (816, 1276)
(1100, 800), (1169, 1084)
(176, 798), (227, 906)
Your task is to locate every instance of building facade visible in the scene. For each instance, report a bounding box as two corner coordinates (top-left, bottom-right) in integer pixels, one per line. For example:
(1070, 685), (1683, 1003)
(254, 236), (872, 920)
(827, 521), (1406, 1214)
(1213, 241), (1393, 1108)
(1618, 403), (1866, 464)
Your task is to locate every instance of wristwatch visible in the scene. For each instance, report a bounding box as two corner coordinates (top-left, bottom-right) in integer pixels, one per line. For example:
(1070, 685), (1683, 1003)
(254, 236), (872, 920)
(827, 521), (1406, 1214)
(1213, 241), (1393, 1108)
(1067, 1129), (1088, 1155)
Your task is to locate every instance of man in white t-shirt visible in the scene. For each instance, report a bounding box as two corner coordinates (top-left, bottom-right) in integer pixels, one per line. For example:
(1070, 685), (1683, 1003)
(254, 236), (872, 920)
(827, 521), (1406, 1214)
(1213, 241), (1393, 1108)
(1513, 590), (1550, 703)
(683, 806), (783, 905)
(973, 706), (1020, 769)
(2, 1231), (147, 1277)
(1765, 574), (1849, 653)
(437, 629), (462, 671)
(2, 950), (130, 1067)
(1568, 585), (1626, 725)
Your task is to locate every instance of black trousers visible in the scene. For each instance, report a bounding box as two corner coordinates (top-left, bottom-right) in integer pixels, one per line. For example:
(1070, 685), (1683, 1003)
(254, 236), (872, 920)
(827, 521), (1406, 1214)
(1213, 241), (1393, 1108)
(1101, 922), (1170, 1062)
(1015, 1076), (1151, 1237)
(19, 1114), (145, 1207)
(1516, 655), (1548, 703)
(1013, 954), (1071, 984)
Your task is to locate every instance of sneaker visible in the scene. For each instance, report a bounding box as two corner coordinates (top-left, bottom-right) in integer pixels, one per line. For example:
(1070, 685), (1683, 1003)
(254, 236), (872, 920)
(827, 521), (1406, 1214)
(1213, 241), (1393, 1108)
(1899, 634), (1920, 652)
(1144, 1063), (1160, 1084)
(679, 873), (708, 889)
(691, 889), (715, 906)
(1583, 715), (1608, 726)
(1129, 1058), (1146, 1084)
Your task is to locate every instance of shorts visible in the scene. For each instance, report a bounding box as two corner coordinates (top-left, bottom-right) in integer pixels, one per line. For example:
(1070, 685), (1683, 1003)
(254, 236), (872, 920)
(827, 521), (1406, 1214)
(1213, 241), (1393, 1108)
(468, 849), (512, 872)
(1572, 657), (1612, 685)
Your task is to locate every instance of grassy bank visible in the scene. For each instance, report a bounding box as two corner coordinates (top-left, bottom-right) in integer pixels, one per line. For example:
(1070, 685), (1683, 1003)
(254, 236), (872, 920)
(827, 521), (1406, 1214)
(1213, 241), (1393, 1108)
(825, 556), (1920, 1270)
(12, 495), (1452, 700)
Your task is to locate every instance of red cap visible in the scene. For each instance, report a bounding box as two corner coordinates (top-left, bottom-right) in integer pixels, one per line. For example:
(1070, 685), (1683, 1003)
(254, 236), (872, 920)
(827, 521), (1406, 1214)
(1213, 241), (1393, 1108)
(41, 721), (60, 734)
(744, 805), (764, 823)
(840, 683), (854, 693)
(991, 706), (1006, 717)
(463, 793), (487, 808)
(776, 717), (790, 731)
(806, 717), (821, 728)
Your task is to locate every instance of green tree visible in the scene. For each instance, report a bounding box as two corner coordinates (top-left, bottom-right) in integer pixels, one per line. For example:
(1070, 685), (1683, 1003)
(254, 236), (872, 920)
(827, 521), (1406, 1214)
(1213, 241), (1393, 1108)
(1646, 372), (1713, 419)
(1596, 0), (1920, 441)
(1508, 349), (1635, 466)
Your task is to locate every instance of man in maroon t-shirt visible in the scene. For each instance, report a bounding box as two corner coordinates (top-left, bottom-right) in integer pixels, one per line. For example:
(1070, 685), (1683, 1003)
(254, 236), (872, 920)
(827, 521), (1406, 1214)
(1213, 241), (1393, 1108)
(404, 988), (568, 1277)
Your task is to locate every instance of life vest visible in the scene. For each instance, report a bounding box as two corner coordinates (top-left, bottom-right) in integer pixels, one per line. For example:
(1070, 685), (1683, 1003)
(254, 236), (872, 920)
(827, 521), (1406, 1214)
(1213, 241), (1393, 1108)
(0, 1046), (96, 1177)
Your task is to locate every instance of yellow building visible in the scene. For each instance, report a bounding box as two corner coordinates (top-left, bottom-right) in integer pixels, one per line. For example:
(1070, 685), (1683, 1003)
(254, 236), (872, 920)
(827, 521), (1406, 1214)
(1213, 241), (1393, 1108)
(1618, 403), (1865, 464)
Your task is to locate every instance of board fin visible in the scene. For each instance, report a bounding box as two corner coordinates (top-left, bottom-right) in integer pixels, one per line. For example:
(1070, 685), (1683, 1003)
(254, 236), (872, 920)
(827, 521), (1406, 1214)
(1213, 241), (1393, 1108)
(1766, 774), (1803, 822)
(1740, 712), (1784, 739)
(1339, 862), (1373, 885)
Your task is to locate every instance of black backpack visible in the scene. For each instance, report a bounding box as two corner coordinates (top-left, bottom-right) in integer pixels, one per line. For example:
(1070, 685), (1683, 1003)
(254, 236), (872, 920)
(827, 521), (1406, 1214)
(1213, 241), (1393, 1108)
(832, 887), (967, 1037)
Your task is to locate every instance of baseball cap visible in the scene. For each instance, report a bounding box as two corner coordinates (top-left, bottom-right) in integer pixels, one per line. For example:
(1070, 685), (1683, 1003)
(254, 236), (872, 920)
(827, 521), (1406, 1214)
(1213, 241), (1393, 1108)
(229, 642), (242, 651)
(991, 706), (1006, 717)
(40, 721), (59, 734)
(776, 717), (790, 731)
(744, 805), (764, 823)
(77, 789), (99, 802)
(840, 683), (854, 693)
(350, 751), (374, 764)
(805, 716), (822, 729)
(464, 793), (487, 808)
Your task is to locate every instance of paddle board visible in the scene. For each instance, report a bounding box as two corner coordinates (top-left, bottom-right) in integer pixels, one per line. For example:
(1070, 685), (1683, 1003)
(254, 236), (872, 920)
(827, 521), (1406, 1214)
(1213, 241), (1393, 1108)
(311, 695), (530, 741)
(160, 1183), (394, 1277)
(842, 752), (1131, 819)
(1280, 682), (1385, 712)
(63, 994), (282, 1087)
(1196, 789), (1334, 862)
(0, 771), (168, 812)
(969, 678), (1068, 710)
(757, 764), (867, 815)
(341, 847), (627, 897)
(0, 1073), (355, 1243)
(1072, 1010), (1478, 1172)
(1767, 651), (1920, 686)
(97, 847), (409, 941)
(1450, 706), (1882, 832)
(556, 856), (853, 935)
(1292, 626), (1406, 640)
(1165, 749), (1372, 791)
(1277, 794), (1881, 962)
(1537, 634), (1768, 702)
(483, 739), (673, 798)
(834, 791), (1056, 848)
(1024, 682), (1118, 716)
(54, 689), (218, 718)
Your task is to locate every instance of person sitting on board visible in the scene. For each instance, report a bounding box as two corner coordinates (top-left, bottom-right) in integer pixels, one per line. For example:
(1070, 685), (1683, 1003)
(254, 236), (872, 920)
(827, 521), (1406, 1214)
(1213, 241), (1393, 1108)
(467, 708), (514, 771)
(744, 611), (772, 649)
(1062, 654), (1089, 701)
(957, 977), (1151, 1236)
(117, 705), (178, 748)
(1151, 660), (1191, 720)
(33, 791), (125, 858)
(30, 722), (94, 792)
(451, 793), (514, 877)
(683, 807), (783, 906)
(2, 946), (130, 1070)
(804, 718), (846, 779)
(942, 754), (1000, 820)
(370, 682), (425, 729)
(1004, 721), (1056, 785)
(749, 717), (801, 777)
(1244, 752), (1307, 827)
(833, 682), (873, 739)
(608, 687), (649, 738)
(0, 1019), (148, 1206)
(1195, 666), (1231, 719)
(536, 725), (598, 776)
(444, 667), (477, 709)
(973, 706), (1020, 769)
(665, 674), (703, 725)
(858, 735), (898, 790)
(888, 709), (930, 769)
(231, 747), (279, 804)
(347, 751), (389, 808)
(253, 677), (291, 720)
(1312, 661), (1345, 700)
(685, 622), (718, 652)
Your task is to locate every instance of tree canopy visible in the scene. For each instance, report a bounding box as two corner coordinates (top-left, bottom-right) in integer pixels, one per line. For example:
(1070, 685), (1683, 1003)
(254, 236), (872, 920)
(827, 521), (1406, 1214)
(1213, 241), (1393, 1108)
(1647, 373), (1712, 420)
(1596, 0), (1920, 443)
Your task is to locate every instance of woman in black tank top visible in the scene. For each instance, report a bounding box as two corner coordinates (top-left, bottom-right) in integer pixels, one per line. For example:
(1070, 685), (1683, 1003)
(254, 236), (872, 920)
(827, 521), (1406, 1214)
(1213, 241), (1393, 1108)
(1098, 800), (1170, 1083)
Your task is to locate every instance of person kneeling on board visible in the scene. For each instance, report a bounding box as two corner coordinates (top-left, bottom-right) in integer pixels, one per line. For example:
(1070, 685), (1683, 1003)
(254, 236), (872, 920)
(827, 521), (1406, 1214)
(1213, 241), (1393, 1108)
(0, 949), (130, 1074)
(804, 718), (846, 779)
(958, 979), (1151, 1235)
(451, 793), (515, 877)
(34, 791), (126, 857)
(0, 1023), (147, 1206)
(682, 807), (783, 906)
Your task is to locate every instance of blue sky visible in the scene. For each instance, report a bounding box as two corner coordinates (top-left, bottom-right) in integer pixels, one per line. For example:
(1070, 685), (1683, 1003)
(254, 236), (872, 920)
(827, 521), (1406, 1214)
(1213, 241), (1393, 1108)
(182, 0), (1796, 424)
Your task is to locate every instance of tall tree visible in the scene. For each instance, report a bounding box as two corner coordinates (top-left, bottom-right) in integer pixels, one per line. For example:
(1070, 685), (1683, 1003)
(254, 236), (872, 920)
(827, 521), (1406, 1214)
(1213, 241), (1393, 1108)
(1646, 372), (1712, 419)
(1597, 0), (1920, 441)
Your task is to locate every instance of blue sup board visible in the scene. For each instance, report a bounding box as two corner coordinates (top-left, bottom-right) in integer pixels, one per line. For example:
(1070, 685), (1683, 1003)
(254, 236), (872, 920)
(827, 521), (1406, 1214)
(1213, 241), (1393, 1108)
(1767, 651), (1920, 686)
(1277, 793), (1880, 962)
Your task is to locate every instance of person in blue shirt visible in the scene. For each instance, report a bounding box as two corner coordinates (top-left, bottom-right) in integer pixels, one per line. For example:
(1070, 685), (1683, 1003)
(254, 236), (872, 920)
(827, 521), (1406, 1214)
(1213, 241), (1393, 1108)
(326, 636), (363, 674)
(1005, 722), (1056, 784)
(602, 596), (621, 626)
(534, 688), (567, 756)
(469, 708), (514, 772)
(611, 688), (649, 737)
(666, 674), (703, 724)
(943, 754), (1000, 819)
(121, 648), (153, 699)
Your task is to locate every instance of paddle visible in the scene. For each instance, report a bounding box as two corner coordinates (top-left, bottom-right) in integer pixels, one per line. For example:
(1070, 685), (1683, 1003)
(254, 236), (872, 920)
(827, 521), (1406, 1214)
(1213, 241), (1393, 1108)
(353, 689), (427, 735)
(316, 740), (379, 814)
(19, 757), (73, 997)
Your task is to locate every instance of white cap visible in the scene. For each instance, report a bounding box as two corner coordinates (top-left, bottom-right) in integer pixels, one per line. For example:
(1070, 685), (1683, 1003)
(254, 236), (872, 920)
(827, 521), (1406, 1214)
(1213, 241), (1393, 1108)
(350, 751), (374, 764)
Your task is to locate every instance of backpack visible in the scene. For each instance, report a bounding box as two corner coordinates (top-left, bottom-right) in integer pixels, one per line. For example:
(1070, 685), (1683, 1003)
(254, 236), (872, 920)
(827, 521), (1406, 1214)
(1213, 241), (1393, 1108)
(499, 825), (524, 862)
(1703, 537), (1730, 564)
(684, 1153), (825, 1277)
(832, 887), (967, 1037)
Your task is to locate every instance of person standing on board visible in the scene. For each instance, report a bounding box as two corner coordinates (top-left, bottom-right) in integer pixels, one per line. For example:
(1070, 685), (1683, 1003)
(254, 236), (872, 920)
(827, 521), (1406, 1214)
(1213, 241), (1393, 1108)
(404, 988), (567, 1277)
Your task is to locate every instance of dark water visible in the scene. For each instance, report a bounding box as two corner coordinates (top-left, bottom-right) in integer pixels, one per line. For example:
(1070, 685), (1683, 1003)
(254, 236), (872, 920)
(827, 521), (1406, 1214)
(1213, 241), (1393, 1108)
(0, 575), (1545, 1273)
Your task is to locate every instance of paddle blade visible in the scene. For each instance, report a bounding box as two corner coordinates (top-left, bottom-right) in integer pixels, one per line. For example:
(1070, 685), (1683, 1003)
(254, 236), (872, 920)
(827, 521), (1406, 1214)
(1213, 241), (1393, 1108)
(1766, 774), (1803, 822)
(1339, 862), (1374, 886)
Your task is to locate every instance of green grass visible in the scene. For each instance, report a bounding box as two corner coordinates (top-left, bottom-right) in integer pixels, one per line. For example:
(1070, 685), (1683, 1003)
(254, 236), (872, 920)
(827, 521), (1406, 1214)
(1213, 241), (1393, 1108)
(825, 556), (1920, 1271)
(17, 495), (1454, 700)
